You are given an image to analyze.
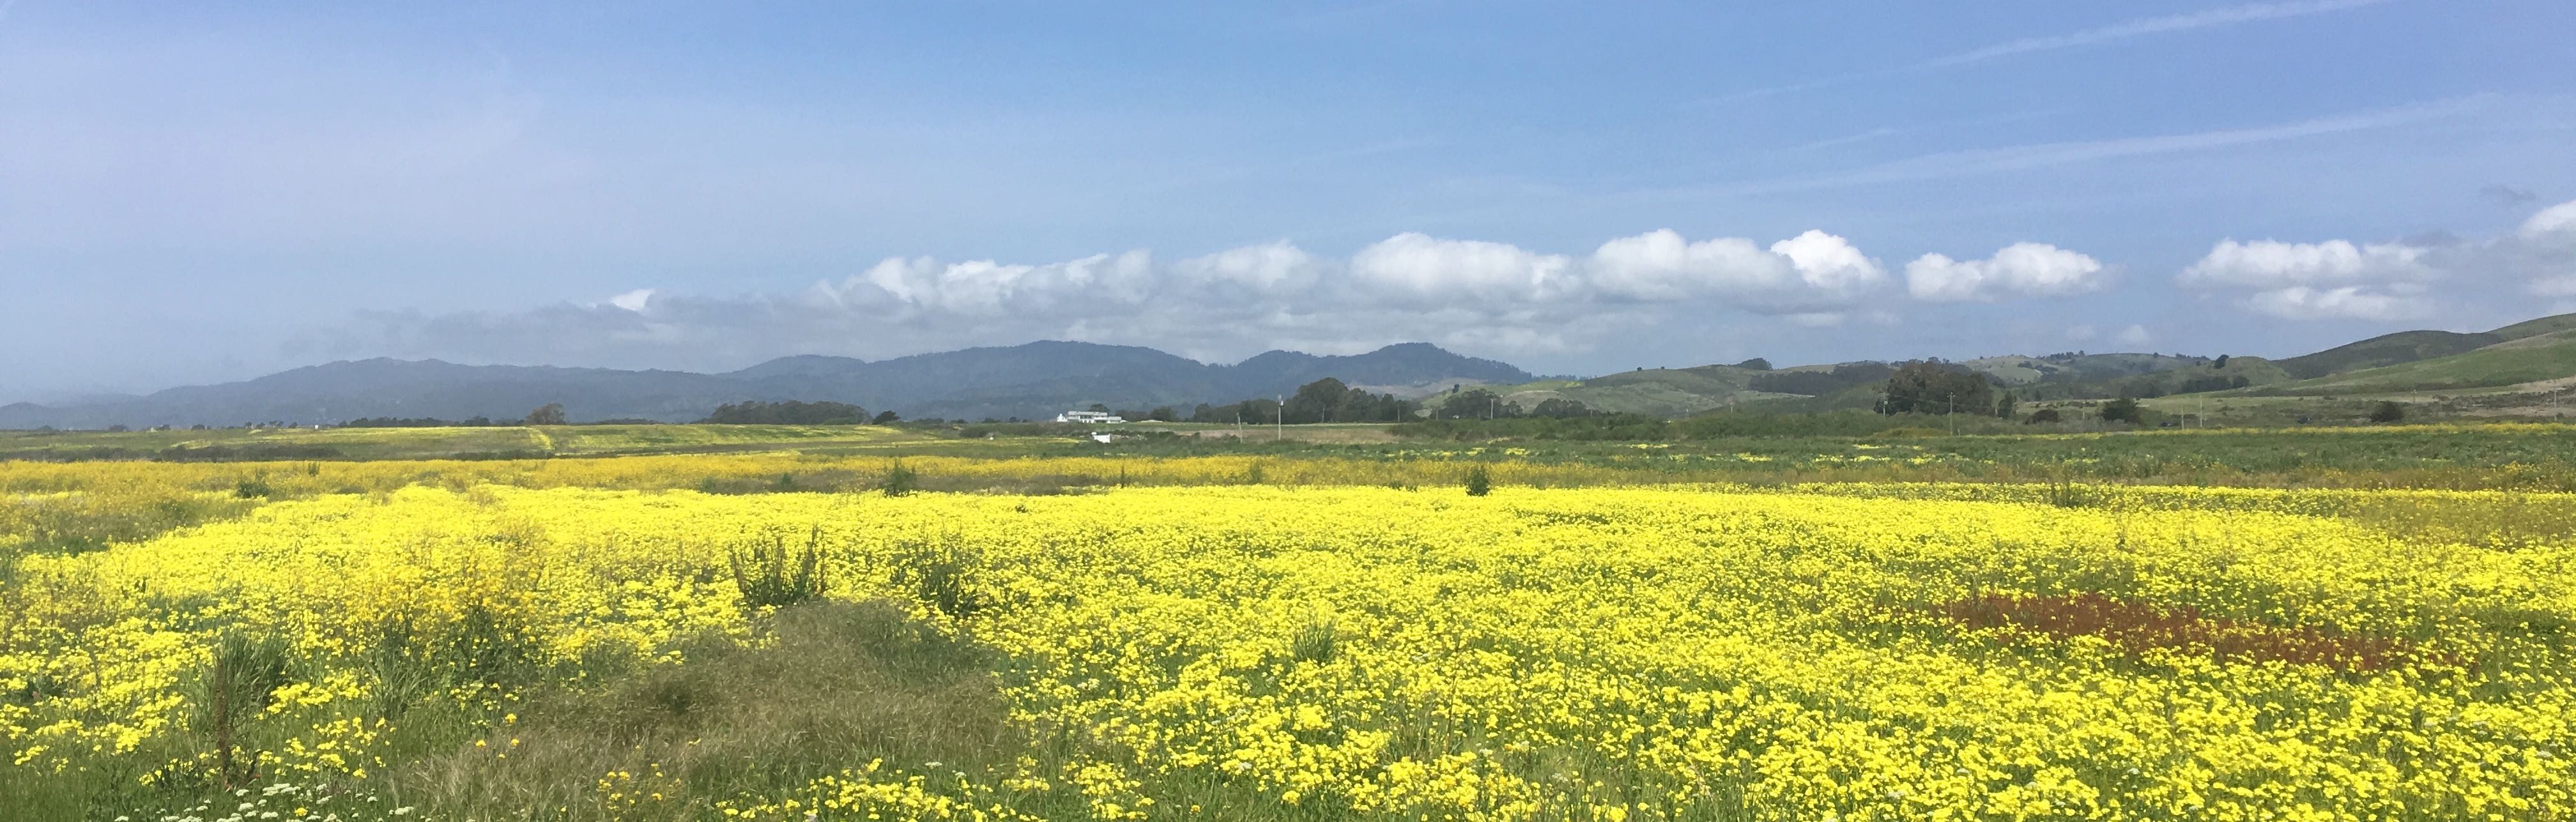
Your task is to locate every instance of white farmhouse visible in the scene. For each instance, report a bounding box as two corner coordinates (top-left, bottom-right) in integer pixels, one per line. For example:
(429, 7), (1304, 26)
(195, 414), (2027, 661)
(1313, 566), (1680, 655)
(1057, 409), (1126, 424)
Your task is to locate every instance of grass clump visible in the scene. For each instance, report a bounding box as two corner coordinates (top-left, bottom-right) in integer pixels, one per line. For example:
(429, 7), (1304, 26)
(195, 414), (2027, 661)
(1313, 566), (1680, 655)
(891, 538), (990, 621)
(191, 630), (295, 789)
(882, 459), (919, 496)
(728, 527), (829, 609)
(1292, 615), (1341, 664)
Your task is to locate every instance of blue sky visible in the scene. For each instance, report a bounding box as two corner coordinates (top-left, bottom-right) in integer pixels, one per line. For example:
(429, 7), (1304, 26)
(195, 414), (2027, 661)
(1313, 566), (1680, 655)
(3, 1), (2573, 401)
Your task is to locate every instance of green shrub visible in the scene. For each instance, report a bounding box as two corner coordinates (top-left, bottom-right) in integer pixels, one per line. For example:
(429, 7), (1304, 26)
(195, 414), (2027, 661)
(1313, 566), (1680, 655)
(191, 630), (294, 789)
(882, 460), (919, 496)
(892, 538), (988, 621)
(1464, 464), (1492, 496)
(1292, 616), (1340, 664)
(729, 528), (829, 610)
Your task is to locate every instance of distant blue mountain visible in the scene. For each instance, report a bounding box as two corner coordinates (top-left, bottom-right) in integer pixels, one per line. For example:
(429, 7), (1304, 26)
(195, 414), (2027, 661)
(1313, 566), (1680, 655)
(0, 341), (1536, 429)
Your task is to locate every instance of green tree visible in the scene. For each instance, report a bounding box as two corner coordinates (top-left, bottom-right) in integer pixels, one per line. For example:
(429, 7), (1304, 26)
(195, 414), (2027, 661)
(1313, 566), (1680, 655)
(1880, 361), (1994, 415)
(524, 403), (568, 425)
(2368, 400), (2406, 423)
(2099, 398), (2143, 424)
(871, 410), (900, 424)
(1996, 392), (2017, 419)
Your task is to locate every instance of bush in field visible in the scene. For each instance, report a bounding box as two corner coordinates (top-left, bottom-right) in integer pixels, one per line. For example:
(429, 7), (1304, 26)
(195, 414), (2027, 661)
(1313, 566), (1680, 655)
(893, 539), (990, 620)
(1464, 464), (1492, 496)
(882, 459), (919, 496)
(191, 630), (294, 789)
(2369, 400), (2407, 423)
(2025, 408), (2062, 424)
(1292, 616), (1340, 664)
(730, 528), (829, 609)
(2099, 398), (2143, 423)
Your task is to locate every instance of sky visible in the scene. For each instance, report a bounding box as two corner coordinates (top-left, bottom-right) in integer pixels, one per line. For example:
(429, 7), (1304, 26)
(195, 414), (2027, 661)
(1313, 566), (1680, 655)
(3, 1), (2574, 402)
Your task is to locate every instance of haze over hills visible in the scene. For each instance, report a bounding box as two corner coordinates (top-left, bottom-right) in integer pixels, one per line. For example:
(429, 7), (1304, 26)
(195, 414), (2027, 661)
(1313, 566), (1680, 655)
(4, 312), (2572, 430)
(0, 342), (1536, 429)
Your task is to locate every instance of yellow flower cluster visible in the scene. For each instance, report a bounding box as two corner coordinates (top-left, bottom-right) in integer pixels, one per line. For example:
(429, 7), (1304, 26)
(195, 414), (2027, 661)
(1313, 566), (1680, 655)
(6, 472), (2573, 819)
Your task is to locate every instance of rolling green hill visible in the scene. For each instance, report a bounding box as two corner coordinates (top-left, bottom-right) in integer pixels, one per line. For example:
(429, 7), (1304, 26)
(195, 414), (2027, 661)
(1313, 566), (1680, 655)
(2271, 330), (2504, 379)
(2232, 328), (2576, 397)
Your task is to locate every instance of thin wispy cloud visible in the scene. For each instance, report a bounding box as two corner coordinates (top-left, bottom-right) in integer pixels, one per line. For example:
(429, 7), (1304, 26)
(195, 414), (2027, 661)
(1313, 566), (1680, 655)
(1690, 0), (2397, 106)
(1643, 96), (2483, 200)
(1913, 0), (2395, 70)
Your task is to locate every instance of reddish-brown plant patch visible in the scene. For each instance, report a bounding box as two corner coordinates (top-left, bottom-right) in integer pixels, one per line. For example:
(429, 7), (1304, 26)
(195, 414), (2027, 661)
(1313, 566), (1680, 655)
(1938, 592), (2437, 673)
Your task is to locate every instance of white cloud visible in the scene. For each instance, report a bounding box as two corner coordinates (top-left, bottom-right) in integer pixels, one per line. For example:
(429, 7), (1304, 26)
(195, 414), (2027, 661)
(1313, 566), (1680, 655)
(2522, 199), (2576, 241)
(832, 250), (1158, 316)
(1172, 241), (1320, 293)
(1769, 230), (1889, 296)
(2114, 324), (2153, 345)
(2244, 285), (2425, 320)
(1587, 230), (1794, 301)
(2178, 239), (2435, 288)
(1349, 232), (1575, 304)
(1905, 242), (2108, 301)
(2179, 197), (2576, 320)
(1583, 229), (1883, 307)
(608, 289), (655, 312)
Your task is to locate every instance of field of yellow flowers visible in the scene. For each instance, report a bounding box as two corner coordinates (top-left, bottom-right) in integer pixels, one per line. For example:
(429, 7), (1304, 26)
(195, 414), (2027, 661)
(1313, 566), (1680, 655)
(6, 453), (2575, 820)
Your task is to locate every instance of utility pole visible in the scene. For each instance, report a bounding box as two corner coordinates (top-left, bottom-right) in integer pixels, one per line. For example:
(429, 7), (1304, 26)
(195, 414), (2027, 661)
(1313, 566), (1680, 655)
(1947, 392), (1955, 436)
(1275, 395), (1283, 443)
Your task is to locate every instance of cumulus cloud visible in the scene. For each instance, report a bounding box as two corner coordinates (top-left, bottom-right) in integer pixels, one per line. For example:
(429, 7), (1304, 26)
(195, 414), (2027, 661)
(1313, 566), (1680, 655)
(2242, 285), (2425, 321)
(2178, 198), (2576, 320)
(608, 289), (655, 312)
(1905, 242), (2109, 301)
(1350, 233), (1576, 304)
(1584, 228), (1885, 307)
(2177, 239), (2435, 288)
(2114, 324), (2154, 345)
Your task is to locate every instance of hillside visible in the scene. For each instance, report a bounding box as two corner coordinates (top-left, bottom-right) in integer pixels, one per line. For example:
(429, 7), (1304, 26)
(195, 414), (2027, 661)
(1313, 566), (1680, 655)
(2271, 330), (2503, 379)
(2230, 328), (2576, 397)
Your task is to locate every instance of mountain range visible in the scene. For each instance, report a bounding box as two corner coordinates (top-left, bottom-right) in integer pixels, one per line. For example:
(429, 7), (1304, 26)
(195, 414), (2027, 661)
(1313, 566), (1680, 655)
(7, 311), (2573, 430)
(0, 342), (1535, 429)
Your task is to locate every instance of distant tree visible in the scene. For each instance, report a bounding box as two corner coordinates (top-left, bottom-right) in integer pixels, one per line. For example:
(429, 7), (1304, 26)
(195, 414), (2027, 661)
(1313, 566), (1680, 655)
(702, 400), (866, 425)
(1880, 360), (1994, 415)
(2368, 400), (2407, 423)
(2025, 408), (2062, 424)
(1751, 363), (1895, 397)
(871, 410), (900, 424)
(2214, 354), (2230, 369)
(1146, 407), (1178, 422)
(1733, 358), (1774, 370)
(1531, 397), (1592, 418)
(524, 403), (568, 425)
(1995, 392), (2017, 419)
(1087, 403), (1112, 414)
(2099, 398), (2143, 424)
(1439, 388), (1506, 419)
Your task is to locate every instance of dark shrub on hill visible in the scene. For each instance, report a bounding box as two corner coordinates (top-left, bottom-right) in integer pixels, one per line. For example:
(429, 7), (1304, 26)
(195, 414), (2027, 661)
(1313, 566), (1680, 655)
(701, 400), (870, 425)
(2099, 399), (2143, 424)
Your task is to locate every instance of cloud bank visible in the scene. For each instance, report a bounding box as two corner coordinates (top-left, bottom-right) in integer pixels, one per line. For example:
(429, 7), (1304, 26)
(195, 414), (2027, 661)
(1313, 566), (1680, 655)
(2177, 197), (2576, 319)
(303, 227), (2117, 371)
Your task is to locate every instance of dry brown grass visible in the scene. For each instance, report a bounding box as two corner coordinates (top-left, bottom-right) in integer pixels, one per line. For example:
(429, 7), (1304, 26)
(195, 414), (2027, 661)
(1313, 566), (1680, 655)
(1939, 592), (2441, 673)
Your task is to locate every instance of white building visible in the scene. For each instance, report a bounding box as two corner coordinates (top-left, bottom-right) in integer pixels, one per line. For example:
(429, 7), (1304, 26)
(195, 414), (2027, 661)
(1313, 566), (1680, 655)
(1057, 409), (1126, 423)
